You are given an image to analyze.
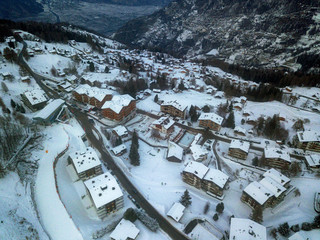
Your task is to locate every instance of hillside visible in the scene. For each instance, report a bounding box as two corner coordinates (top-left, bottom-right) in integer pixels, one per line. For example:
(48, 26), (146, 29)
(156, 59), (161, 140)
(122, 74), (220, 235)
(113, 0), (320, 73)
(0, 0), (43, 19)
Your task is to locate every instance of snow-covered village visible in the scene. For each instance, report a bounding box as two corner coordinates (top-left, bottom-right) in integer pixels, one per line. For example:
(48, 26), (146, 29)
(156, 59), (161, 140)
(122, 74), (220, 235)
(0, 21), (320, 240)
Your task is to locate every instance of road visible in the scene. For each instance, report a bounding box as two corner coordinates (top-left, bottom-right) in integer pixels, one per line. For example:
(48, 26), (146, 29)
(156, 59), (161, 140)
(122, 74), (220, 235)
(17, 40), (190, 240)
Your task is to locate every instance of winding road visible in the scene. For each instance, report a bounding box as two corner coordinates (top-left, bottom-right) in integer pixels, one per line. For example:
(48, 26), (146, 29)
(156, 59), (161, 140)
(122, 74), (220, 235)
(17, 40), (190, 240)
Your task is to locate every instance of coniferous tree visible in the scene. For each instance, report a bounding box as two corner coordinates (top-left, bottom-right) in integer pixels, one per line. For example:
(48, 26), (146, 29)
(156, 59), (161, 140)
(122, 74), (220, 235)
(278, 222), (290, 237)
(180, 190), (192, 207)
(216, 202), (224, 214)
(129, 143), (140, 166)
(213, 213), (219, 221)
(224, 111), (235, 128)
(10, 99), (16, 109)
(154, 94), (159, 103)
(132, 130), (139, 148)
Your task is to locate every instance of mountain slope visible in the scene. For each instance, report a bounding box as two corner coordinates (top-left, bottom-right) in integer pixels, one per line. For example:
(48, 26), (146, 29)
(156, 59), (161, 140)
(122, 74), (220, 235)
(113, 0), (320, 73)
(0, 0), (43, 19)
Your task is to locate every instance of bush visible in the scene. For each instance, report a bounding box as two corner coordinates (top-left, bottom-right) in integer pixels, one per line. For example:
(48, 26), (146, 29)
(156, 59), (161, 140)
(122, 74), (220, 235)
(278, 222), (290, 237)
(216, 202), (224, 214)
(301, 222), (312, 231)
(203, 202), (210, 214)
(135, 210), (159, 232)
(123, 208), (138, 222)
(213, 213), (219, 221)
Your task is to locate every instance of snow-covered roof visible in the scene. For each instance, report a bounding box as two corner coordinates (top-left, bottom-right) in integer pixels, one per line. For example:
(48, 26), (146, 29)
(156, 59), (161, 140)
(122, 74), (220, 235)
(203, 169), (229, 189)
(259, 176), (286, 198)
(243, 181), (274, 205)
(58, 81), (72, 89)
(152, 117), (175, 130)
(113, 125), (128, 137)
(33, 99), (65, 120)
(81, 70), (120, 83)
(229, 139), (250, 153)
(189, 223), (221, 240)
(263, 168), (290, 186)
(288, 231), (308, 240)
(230, 218), (267, 240)
(23, 89), (47, 106)
(74, 84), (114, 102)
(69, 147), (101, 174)
(167, 202), (185, 222)
(305, 154), (320, 167)
(84, 172), (123, 209)
(183, 161), (209, 179)
(101, 94), (134, 114)
(111, 144), (127, 155)
(198, 112), (223, 125)
(161, 100), (187, 112)
(234, 126), (246, 135)
(167, 141), (184, 161)
(66, 75), (77, 81)
(264, 148), (291, 163)
(297, 130), (320, 143)
(190, 144), (208, 161)
(110, 219), (140, 240)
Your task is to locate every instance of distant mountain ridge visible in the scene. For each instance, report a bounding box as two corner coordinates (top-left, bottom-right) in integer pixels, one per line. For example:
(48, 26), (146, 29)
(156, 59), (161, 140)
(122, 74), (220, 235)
(0, 0), (43, 19)
(113, 0), (320, 73)
(82, 0), (171, 6)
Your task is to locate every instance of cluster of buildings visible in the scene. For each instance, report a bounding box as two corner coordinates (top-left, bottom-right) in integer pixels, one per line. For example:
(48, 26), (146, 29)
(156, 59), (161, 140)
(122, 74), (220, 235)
(241, 168), (291, 209)
(73, 84), (136, 122)
(68, 147), (124, 219)
(182, 161), (229, 197)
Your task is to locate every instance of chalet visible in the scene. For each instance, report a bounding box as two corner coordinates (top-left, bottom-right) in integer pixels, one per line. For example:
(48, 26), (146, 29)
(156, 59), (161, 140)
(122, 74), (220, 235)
(285, 86), (293, 92)
(1, 72), (13, 80)
(66, 75), (77, 84)
(296, 130), (320, 152)
(241, 181), (274, 209)
(229, 218), (266, 240)
(263, 168), (291, 188)
(161, 100), (187, 119)
(198, 112), (223, 131)
(233, 103), (243, 111)
(57, 81), (73, 93)
(243, 110), (251, 117)
(188, 221), (224, 240)
(263, 148), (291, 170)
(21, 76), (31, 83)
(246, 116), (257, 125)
(33, 99), (65, 125)
(201, 169), (229, 197)
(112, 125), (128, 139)
(182, 161), (208, 189)
(110, 219), (140, 240)
(68, 147), (102, 180)
(73, 84), (114, 108)
(234, 126), (246, 136)
(167, 141), (184, 162)
(242, 168), (290, 209)
(21, 89), (47, 111)
(151, 116), (175, 134)
(111, 144), (127, 156)
(228, 140), (250, 160)
(101, 95), (136, 122)
(304, 154), (320, 169)
(167, 202), (185, 222)
(214, 91), (224, 99)
(190, 143), (208, 162)
(6, 36), (17, 48)
(84, 172), (124, 219)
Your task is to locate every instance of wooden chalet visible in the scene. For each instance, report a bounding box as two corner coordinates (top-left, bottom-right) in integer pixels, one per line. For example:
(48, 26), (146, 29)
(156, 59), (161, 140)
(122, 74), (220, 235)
(228, 140), (250, 160)
(161, 100), (187, 119)
(263, 148), (291, 170)
(296, 130), (320, 152)
(198, 112), (223, 131)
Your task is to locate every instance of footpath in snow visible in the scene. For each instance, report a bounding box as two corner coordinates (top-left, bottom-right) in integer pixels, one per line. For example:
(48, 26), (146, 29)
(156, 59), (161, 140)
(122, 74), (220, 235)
(34, 124), (83, 240)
